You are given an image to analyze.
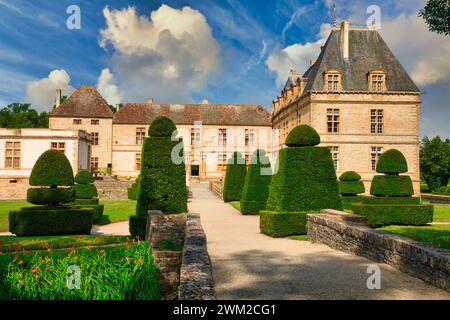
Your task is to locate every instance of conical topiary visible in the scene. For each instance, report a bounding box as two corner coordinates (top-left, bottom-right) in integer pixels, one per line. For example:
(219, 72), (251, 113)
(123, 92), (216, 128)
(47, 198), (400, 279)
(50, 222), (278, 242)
(370, 149), (413, 197)
(240, 149), (272, 215)
(223, 152), (247, 202)
(27, 149), (75, 206)
(261, 125), (343, 237)
(339, 171), (365, 196)
(130, 116), (187, 239)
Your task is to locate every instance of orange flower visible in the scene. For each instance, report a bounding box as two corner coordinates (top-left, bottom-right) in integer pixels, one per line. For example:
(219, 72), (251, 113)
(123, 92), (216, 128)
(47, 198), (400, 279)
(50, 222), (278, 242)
(31, 265), (40, 274)
(45, 257), (51, 263)
(35, 274), (40, 279)
(99, 249), (105, 254)
(85, 245), (92, 250)
(18, 260), (24, 265)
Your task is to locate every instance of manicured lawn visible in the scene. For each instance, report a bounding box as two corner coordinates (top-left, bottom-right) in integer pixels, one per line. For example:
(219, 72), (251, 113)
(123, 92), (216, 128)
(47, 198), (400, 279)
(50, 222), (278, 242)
(288, 235), (308, 241)
(228, 201), (241, 212)
(377, 224), (450, 250)
(434, 205), (450, 222)
(0, 200), (136, 232)
(0, 235), (130, 253)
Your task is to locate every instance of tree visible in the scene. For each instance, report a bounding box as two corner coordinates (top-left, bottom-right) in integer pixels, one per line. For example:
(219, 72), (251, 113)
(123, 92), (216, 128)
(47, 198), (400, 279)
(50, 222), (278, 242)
(420, 136), (450, 191)
(222, 152), (247, 202)
(0, 103), (49, 128)
(419, 0), (450, 36)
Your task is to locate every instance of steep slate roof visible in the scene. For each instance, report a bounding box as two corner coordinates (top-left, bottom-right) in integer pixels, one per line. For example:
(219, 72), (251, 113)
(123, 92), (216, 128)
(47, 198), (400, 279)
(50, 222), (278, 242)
(50, 86), (114, 118)
(113, 103), (271, 126)
(302, 27), (420, 93)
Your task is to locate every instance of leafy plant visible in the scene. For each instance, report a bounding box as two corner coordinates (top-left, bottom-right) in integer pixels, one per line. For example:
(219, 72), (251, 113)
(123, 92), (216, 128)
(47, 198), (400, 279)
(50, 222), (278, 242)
(420, 136), (450, 192)
(223, 152), (247, 202)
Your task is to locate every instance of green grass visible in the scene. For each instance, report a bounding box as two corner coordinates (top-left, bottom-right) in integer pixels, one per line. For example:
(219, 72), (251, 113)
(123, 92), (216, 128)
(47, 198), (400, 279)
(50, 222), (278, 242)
(288, 235), (308, 241)
(0, 241), (160, 300)
(377, 224), (450, 250)
(228, 201), (241, 212)
(0, 235), (130, 253)
(434, 205), (450, 222)
(0, 200), (136, 232)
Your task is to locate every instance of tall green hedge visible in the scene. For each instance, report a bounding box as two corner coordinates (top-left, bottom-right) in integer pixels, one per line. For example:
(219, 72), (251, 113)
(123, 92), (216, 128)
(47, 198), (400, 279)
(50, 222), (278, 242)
(240, 150), (271, 215)
(128, 176), (141, 200)
(223, 152), (247, 202)
(131, 117), (187, 239)
(262, 125), (342, 236)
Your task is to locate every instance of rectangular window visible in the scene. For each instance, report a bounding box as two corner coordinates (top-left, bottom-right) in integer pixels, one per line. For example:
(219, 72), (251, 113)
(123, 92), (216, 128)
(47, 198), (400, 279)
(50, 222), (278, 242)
(330, 146), (339, 171)
(135, 153), (141, 171)
(217, 153), (228, 171)
(91, 119), (100, 125)
(5, 141), (20, 169)
(327, 74), (339, 91)
(370, 109), (384, 134)
(327, 108), (340, 133)
(91, 132), (99, 146)
(371, 146), (383, 171)
(218, 129), (227, 146)
(372, 75), (384, 91)
(136, 127), (145, 145)
(90, 157), (99, 171)
(73, 119), (82, 125)
(297, 112), (302, 125)
(191, 128), (201, 147)
(245, 129), (255, 147)
(50, 142), (65, 154)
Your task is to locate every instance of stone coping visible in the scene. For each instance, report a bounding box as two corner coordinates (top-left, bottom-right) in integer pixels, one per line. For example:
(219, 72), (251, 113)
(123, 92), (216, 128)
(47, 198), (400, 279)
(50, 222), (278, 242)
(178, 213), (216, 300)
(308, 210), (450, 292)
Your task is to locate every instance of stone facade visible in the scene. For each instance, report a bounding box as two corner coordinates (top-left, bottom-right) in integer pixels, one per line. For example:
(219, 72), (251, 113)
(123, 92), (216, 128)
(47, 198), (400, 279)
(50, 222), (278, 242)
(307, 210), (450, 292)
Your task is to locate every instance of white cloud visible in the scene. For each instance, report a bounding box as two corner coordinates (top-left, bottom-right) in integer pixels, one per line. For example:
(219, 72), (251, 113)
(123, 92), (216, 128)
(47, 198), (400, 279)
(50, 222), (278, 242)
(99, 5), (220, 103)
(266, 24), (332, 86)
(96, 68), (123, 106)
(379, 14), (450, 87)
(26, 69), (75, 111)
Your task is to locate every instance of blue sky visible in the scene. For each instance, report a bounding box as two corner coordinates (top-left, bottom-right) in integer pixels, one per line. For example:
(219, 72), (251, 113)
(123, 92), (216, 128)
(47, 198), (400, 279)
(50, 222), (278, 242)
(0, 0), (448, 138)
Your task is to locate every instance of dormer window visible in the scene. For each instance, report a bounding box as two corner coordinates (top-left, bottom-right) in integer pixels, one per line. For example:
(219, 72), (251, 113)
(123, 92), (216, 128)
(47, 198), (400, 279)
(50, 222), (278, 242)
(324, 71), (342, 91)
(369, 70), (386, 92)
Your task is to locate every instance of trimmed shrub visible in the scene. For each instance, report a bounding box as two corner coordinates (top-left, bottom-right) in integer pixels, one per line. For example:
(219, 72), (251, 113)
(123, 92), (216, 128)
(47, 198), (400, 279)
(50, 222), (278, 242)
(370, 175), (414, 197)
(132, 117), (187, 238)
(27, 188), (75, 206)
(73, 184), (98, 199)
(362, 196), (421, 205)
(260, 211), (308, 237)
(70, 205), (104, 224)
(339, 181), (365, 196)
(9, 207), (93, 236)
(266, 147), (343, 213)
(74, 170), (95, 184)
(29, 150), (74, 187)
(376, 149), (408, 174)
(128, 176), (140, 200)
(72, 198), (99, 206)
(223, 152), (247, 202)
(285, 125), (320, 147)
(240, 150), (271, 215)
(342, 196), (367, 210)
(339, 171), (362, 181)
(351, 204), (433, 227)
(129, 216), (147, 240)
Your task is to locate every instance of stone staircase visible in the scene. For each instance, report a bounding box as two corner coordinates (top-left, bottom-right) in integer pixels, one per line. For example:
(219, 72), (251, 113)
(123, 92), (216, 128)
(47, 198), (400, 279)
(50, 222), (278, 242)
(94, 176), (134, 200)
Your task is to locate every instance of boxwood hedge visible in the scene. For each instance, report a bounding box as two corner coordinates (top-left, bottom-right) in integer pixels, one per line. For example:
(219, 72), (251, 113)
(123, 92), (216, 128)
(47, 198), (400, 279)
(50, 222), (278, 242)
(260, 211), (308, 237)
(223, 152), (247, 202)
(370, 175), (414, 197)
(29, 150), (74, 187)
(27, 188), (75, 206)
(240, 150), (271, 215)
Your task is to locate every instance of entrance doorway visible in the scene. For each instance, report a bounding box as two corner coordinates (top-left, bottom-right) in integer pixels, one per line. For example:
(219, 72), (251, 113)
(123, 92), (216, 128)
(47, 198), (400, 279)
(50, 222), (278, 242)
(191, 165), (200, 177)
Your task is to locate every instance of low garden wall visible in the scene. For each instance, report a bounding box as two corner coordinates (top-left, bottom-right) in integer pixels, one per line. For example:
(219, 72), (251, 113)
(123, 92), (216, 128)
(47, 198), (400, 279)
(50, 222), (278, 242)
(209, 180), (223, 199)
(421, 193), (450, 204)
(307, 209), (450, 292)
(179, 213), (216, 300)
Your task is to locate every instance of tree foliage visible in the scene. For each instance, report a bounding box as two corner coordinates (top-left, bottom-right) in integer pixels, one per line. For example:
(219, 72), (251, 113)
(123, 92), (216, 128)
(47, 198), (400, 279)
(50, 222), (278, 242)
(420, 136), (450, 191)
(0, 103), (48, 128)
(419, 0), (450, 36)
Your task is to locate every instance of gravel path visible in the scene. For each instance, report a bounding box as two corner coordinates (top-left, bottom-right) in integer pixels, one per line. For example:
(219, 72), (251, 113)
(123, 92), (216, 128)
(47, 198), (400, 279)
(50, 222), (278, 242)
(188, 182), (450, 300)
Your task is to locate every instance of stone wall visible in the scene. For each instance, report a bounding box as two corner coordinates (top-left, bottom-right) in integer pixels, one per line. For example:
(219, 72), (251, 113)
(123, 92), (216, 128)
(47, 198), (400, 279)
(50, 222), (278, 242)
(209, 180), (223, 199)
(94, 179), (133, 200)
(421, 194), (450, 205)
(307, 209), (450, 292)
(179, 213), (216, 300)
(148, 213), (187, 248)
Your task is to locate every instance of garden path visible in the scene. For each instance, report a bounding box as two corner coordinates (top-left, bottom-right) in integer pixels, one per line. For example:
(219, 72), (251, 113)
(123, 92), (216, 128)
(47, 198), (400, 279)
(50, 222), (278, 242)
(188, 182), (450, 300)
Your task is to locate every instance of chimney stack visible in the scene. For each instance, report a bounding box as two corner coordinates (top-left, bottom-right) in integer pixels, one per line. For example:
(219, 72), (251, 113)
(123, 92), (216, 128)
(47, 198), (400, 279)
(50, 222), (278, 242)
(116, 104), (121, 111)
(340, 21), (349, 60)
(147, 96), (154, 104)
(55, 89), (62, 108)
(202, 99), (209, 105)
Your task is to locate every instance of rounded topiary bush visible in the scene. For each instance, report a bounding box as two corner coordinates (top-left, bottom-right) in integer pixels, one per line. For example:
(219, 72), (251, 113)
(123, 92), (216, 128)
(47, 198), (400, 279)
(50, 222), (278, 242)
(74, 170), (95, 184)
(240, 149), (272, 214)
(376, 149), (408, 174)
(285, 125), (321, 147)
(27, 188), (75, 206)
(29, 150), (74, 187)
(223, 152), (247, 202)
(148, 116), (177, 137)
(339, 171), (362, 181)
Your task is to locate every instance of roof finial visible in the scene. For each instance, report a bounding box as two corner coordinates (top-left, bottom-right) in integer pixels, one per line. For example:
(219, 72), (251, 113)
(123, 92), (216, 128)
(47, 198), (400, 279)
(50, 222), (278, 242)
(332, 4), (337, 27)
